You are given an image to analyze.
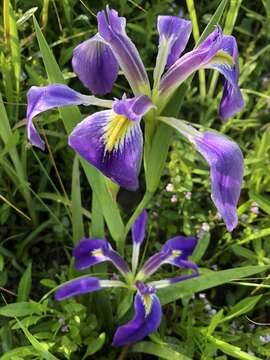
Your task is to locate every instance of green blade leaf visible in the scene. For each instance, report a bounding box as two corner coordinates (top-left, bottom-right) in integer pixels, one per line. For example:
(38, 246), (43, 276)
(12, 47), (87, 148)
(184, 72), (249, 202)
(71, 155), (84, 244)
(220, 295), (262, 323)
(0, 302), (44, 317)
(33, 16), (124, 243)
(131, 341), (192, 360)
(17, 262), (32, 302)
(159, 265), (269, 305)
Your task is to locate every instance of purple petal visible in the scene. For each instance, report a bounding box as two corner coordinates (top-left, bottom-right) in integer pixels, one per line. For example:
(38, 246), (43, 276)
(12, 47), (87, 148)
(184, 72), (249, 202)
(162, 236), (197, 260)
(72, 34), (119, 95)
(139, 236), (197, 277)
(112, 286), (162, 346)
(159, 26), (223, 99)
(157, 16), (192, 67)
(69, 95), (152, 190)
(26, 84), (92, 150)
(55, 277), (101, 300)
(97, 6), (150, 95)
(206, 35), (244, 120)
(132, 210), (148, 245)
(73, 239), (109, 270)
(194, 132), (243, 231)
(73, 238), (130, 274)
(112, 95), (154, 122)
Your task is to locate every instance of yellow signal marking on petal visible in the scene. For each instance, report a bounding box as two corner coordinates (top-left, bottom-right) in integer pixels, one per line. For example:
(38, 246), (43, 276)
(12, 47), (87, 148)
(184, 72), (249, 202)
(105, 114), (133, 152)
(142, 294), (152, 316)
(171, 250), (182, 259)
(92, 249), (103, 257)
(211, 50), (234, 66)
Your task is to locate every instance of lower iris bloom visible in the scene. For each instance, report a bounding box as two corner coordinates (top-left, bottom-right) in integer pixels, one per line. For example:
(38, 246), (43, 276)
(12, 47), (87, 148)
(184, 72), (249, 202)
(55, 210), (199, 347)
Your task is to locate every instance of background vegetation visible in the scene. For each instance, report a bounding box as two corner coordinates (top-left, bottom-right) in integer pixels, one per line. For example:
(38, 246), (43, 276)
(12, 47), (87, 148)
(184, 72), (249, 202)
(1, 0), (270, 358)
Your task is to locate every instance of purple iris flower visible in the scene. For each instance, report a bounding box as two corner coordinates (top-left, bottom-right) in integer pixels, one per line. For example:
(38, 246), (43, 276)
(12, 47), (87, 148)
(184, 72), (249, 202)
(54, 210), (199, 346)
(26, 6), (244, 228)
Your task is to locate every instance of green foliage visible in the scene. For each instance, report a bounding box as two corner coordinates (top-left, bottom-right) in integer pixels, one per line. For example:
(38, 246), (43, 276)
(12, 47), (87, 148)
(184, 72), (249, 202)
(0, 0), (270, 359)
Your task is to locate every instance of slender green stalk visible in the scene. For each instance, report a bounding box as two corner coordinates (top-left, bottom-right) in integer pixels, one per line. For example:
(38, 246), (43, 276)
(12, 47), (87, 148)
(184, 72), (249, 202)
(186, 0), (206, 98)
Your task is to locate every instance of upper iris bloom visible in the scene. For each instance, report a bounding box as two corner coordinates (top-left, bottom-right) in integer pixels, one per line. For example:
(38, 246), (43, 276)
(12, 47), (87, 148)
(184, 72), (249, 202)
(54, 210), (199, 346)
(26, 6), (244, 229)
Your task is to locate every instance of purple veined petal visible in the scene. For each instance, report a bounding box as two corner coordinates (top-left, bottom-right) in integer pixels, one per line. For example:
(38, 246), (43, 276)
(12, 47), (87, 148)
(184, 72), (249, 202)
(54, 277), (126, 301)
(113, 95), (154, 121)
(73, 239), (109, 270)
(55, 277), (101, 300)
(153, 16), (192, 89)
(132, 209), (148, 245)
(158, 16), (192, 69)
(112, 283), (162, 347)
(73, 239), (130, 275)
(97, 6), (150, 95)
(161, 236), (197, 266)
(69, 95), (153, 191)
(138, 236), (197, 279)
(205, 35), (244, 120)
(149, 270), (199, 289)
(194, 131), (244, 231)
(158, 26), (223, 109)
(131, 210), (148, 273)
(26, 84), (113, 150)
(159, 117), (243, 231)
(72, 34), (119, 95)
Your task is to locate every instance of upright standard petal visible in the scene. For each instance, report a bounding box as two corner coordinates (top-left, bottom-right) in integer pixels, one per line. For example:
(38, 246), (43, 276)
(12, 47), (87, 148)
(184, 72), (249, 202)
(131, 209), (148, 273)
(112, 283), (162, 346)
(205, 35), (244, 120)
(194, 131), (243, 231)
(159, 26), (223, 106)
(153, 16), (192, 89)
(72, 34), (119, 95)
(159, 28), (244, 118)
(26, 84), (112, 150)
(55, 277), (101, 300)
(132, 209), (148, 245)
(73, 239), (130, 275)
(97, 6), (150, 95)
(69, 95), (153, 190)
(154, 16), (192, 92)
(157, 16), (192, 67)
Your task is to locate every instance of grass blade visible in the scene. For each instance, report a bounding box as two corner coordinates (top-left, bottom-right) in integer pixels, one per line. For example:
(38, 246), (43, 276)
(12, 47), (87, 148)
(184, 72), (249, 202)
(158, 265), (269, 305)
(71, 155), (84, 244)
(186, 0), (206, 97)
(132, 341), (192, 360)
(32, 16), (124, 243)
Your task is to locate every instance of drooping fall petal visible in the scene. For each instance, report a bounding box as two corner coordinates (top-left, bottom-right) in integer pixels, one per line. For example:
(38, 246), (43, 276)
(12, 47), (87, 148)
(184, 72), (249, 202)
(112, 283), (162, 346)
(68, 95), (153, 190)
(26, 84), (112, 150)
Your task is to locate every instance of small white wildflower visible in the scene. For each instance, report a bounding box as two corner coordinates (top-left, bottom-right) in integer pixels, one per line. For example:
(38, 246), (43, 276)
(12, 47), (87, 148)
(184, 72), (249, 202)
(199, 293), (206, 300)
(209, 309), (217, 316)
(214, 212), (222, 220)
(260, 335), (270, 344)
(204, 304), (212, 312)
(166, 183), (174, 192)
(211, 264), (218, 271)
(185, 191), (192, 200)
(202, 222), (210, 232)
(171, 195), (178, 203)
(241, 214), (249, 222)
